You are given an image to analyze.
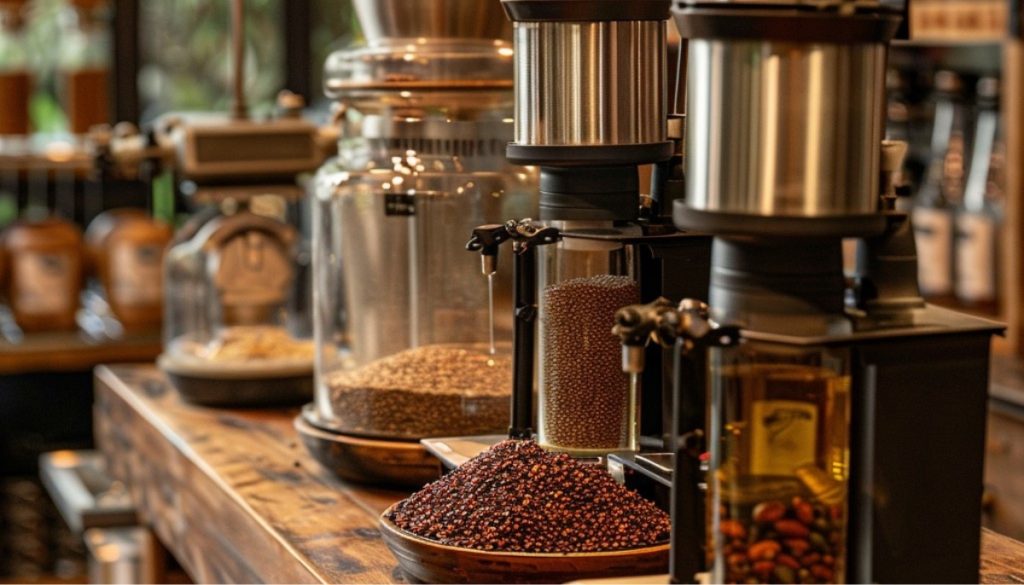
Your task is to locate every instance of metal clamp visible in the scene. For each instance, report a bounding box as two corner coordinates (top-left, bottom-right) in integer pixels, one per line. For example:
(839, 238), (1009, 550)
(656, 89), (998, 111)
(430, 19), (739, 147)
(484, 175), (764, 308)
(613, 297), (740, 373)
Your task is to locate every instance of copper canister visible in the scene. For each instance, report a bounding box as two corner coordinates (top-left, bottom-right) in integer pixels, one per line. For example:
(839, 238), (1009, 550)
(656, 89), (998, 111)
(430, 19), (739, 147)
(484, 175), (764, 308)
(2, 218), (84, 332)
(85, 209), (172, 332)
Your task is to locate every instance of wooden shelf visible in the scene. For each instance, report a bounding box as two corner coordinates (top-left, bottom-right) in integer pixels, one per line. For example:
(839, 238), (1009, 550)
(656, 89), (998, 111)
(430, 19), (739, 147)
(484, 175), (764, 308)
(0, 331), (161, 375)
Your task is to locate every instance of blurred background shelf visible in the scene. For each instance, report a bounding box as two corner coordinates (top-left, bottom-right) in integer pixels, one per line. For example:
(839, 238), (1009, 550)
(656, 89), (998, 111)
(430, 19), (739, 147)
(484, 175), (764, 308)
(0, 331), (159, 376)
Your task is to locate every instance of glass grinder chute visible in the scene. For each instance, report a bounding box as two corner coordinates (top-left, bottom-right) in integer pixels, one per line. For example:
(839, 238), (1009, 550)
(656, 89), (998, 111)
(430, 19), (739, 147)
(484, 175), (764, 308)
(482, 0), (712, 458)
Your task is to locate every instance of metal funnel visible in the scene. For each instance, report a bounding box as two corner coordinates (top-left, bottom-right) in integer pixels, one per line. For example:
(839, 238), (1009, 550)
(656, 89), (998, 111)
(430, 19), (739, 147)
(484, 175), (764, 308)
(353, 0), (511, 43)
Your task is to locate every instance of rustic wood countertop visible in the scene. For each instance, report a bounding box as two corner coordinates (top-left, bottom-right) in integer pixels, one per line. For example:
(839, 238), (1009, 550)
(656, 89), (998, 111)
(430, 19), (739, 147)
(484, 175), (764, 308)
(94, 364), (406, 584)
(94, 364), (1024, 585)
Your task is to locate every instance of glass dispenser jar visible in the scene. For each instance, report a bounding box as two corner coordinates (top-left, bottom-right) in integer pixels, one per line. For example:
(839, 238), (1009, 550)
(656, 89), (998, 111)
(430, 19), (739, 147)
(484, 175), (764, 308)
(311, 38), (537, 441)
(708, 342), (851, 585)
(159, 198), (314, 405)
(1, 217), (84, 332)
(59, 0), (111, 134)
(85, 209), (172, 332)
(0, 0), (30, 136)
(537, 223), (642, 456)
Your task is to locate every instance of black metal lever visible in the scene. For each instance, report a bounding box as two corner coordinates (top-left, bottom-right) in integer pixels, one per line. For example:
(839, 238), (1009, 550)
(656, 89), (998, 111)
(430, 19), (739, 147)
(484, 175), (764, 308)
(467, 219), (561, 440)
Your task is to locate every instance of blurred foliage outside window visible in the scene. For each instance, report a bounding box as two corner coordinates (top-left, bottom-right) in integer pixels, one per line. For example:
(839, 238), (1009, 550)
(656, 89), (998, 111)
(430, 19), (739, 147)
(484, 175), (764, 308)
(4, 0), (109, 134)
(139, 0), (358, 122)
(139, 0), (284, 122)
(3, 0), (357, 133)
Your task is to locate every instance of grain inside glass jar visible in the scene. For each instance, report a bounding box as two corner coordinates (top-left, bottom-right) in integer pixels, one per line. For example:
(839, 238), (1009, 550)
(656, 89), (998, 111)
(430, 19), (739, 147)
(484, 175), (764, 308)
(327, 344), (511, 440)
(540, 274), (640, 454)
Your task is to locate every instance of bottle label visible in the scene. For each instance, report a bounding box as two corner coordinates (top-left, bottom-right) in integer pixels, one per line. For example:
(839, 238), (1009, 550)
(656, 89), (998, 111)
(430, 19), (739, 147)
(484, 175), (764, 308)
(913, 207), (954, 296)
(14, 252), (73, 316)
(955, 213), (997, 302)
(384, 193), (416, 216)
(111, 242), (163, 307)
(750, 400), (818, 476)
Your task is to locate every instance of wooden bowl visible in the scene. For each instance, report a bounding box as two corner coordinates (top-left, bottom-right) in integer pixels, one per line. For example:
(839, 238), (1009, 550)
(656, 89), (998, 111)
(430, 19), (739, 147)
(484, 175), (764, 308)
(296, 407), (442, 489)
(379, 506), (670, 584)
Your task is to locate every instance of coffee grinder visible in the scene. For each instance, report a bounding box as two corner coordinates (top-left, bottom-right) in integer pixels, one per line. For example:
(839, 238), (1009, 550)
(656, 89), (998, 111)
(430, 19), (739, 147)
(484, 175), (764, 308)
(460, 0), (712, 461)
(615, 1), (1004, 582)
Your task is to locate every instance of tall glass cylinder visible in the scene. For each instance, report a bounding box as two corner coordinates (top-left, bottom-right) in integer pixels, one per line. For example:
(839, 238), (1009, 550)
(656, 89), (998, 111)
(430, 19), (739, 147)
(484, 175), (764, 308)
(707, 342), (851, 585)
(537, 223), (641, 456)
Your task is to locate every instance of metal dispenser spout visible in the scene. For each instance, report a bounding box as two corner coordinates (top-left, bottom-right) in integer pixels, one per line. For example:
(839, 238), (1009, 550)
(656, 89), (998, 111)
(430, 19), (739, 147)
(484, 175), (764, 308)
(467, 219), (560, 440)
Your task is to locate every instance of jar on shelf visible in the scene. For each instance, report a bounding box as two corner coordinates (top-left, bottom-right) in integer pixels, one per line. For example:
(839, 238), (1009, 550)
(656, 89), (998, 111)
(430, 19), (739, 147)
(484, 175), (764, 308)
(0, 0), (31, 136)
(59, 0), (111, 134)
(85, 209), (172, 332)
(1, 217), (84, 332)
(158, 198), (314, 406)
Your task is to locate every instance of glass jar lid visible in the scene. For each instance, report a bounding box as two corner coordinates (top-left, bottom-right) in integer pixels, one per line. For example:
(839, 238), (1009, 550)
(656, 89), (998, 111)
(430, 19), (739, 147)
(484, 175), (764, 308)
(324, 38), (513, 101)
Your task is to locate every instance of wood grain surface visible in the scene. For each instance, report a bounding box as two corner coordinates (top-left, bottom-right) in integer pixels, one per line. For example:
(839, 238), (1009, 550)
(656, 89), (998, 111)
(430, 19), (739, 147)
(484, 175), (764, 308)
(94, 364), (1024, 584)
(94, 364), (407, 584)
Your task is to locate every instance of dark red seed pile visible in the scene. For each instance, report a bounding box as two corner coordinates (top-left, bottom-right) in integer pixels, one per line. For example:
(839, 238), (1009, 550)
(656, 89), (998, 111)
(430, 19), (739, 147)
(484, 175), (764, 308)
(388, 440), (670, 553)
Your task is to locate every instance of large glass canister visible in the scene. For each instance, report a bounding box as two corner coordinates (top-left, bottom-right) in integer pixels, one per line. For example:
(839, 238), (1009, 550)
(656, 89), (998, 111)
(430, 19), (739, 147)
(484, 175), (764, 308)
(162, 201), (313, 368)
(537, 223), (642, 456)
(312, 38), (537, 441)
(707, 342), (851, 585)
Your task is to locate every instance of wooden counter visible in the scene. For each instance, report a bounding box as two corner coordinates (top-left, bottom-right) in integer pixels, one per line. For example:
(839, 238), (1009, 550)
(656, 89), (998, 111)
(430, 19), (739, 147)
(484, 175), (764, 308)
(94, 364), (405, 584)
(94, 364), (1024, 585)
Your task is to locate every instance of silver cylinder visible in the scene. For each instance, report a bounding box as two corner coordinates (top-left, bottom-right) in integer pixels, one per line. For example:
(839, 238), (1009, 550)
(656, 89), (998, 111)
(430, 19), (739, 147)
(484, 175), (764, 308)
(353, 0), (512, 43)
(513, 21), (667, 147)
(685, 39), (887, 217)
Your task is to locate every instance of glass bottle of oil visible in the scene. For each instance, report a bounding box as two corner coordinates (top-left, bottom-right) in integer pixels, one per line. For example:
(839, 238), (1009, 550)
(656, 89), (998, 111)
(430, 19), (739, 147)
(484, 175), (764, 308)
(708, 342), (851, 584)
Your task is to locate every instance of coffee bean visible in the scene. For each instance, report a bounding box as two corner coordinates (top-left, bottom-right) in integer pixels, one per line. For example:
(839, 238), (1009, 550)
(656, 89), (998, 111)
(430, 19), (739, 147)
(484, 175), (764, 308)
(753, 501), (786, 524)
(785, 538), (811, 557)
(777, 553), (801, 570)
(794, 501), (815, 525)
(748, 540), (781, 561)
(752, 561), (775, 580)
(800, 552), (822, 567)
(720, 519), (747, 540)
(810, 564), (834, 582)
(774, 520), (810, 538)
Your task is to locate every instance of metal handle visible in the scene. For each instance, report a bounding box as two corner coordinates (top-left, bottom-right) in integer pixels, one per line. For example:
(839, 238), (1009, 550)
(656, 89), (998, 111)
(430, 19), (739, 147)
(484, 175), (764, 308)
(466, 219), (561, 440)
